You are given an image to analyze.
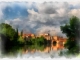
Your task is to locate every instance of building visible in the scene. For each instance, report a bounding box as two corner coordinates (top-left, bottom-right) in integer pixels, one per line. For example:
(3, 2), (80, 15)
(22, 33), (36, 39)
(20, 32), (67, 50)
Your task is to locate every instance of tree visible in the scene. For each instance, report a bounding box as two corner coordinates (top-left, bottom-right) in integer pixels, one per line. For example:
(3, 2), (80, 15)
(0, 23), (20, 53)
(21, 30), (23, 36)
(18, 36), (25, 43)
(60, 16), (80, 54)
(0, 23), (17, 41)
(16, 28), (19, 40)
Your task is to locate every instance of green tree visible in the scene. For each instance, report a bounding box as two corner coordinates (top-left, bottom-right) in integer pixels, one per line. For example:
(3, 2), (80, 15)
(16, 28), (19, 40)
(60, 16), (80, 54)
(37, 36), (45, 45)
(0, 23), (17, 41)
(18, 36), (25, 43)
(21, 30), (23, 36)
(0, 23), (20, 53)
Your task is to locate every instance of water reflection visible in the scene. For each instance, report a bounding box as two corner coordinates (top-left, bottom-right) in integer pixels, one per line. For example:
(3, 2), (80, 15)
(16, 44), (66, 58)
(22, 43), (65, 55)
(1, 35), (67, 57)
(1, 43), (67, 58)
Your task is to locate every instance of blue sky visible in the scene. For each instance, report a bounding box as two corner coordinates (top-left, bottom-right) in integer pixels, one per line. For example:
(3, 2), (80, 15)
(1, 2), (38, 20)
(0, 2), (80, 37)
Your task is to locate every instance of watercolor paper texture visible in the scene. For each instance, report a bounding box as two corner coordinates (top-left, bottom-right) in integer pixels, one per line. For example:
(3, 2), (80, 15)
(0, 0), (80, 59)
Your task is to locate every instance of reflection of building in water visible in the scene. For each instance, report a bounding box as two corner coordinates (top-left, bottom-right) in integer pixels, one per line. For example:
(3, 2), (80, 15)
(43, 46), (51, 53)
(22, 49), (28, 54)
(22, 49), (36, 54)
(30, 49), (36, 53)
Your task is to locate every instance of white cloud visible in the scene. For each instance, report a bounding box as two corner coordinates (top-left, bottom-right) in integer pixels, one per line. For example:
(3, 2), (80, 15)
(0, 3), (7, 20)
(0, 0), (80, 3)
(69, 2), (80, 6)
(5, 18), (22, 24)
(0, 10), (3, 20)
(68, 9), (80, 18)
(25, 2), (70, 36)
(13, 18), (21, 22)
(36, 26), (60, 35)
(5, 18), (22, 28)
(26, 2), (80, 37)
(1, 2), (80, 37)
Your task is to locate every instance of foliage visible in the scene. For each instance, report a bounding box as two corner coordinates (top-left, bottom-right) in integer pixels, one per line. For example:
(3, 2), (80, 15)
(21, 30), (23, 36)
(25, 36), (46, 45)
(35, 36), (45, 45)
(0, 23), (17, 41)
(18, 36), (25, 43)
(25, 44), (44, 51)
(0, 23), (21, 54)
(60, 16), (80, 54)
(24, 36), (46, 51)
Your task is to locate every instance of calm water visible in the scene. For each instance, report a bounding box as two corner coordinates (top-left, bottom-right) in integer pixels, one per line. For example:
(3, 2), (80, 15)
(0, 43), (68, 58)
(15, 44), (68, 58)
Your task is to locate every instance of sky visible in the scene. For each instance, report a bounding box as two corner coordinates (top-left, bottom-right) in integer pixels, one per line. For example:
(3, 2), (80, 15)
(0, 1), (80, 37)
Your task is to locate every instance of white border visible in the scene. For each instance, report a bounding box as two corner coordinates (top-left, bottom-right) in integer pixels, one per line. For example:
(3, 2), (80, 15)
(0, 0), (80, 3)
(0, 0), (80, 60)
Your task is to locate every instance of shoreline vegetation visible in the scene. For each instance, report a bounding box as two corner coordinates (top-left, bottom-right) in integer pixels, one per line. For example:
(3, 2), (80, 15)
(0, 16), (80, 57)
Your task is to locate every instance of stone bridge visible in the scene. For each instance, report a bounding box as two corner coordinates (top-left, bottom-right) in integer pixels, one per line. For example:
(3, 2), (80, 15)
(44, 35), (67, 50)
(51, 36), (67, 50)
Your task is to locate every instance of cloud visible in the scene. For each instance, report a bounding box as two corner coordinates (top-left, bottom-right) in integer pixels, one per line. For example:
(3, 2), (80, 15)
(0, 10), (3, 20)
(27, 2), (80, 37)
(25, 2), (70, 36)
(0, 3), (8, 20)
(5, 18), (22, 28)
(37, 2), (57, 14)
(0, 2), (38, 21)
(68, 9), (80, 18)
(0, 2), (80, 37)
